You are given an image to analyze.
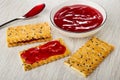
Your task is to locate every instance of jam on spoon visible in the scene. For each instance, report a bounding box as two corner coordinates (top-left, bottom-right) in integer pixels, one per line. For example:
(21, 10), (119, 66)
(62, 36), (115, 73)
(0, 3), (45, 29)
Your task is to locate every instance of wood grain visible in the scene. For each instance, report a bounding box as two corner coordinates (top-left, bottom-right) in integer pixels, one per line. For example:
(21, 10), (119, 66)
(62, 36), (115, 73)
(0, 0), (120, 80)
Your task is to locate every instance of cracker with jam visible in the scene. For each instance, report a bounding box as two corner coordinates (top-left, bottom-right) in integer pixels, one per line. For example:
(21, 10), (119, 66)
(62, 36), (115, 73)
(19, 38), (70, 71)
(6, 22), (52, 47)
(64, 37), (114, 77)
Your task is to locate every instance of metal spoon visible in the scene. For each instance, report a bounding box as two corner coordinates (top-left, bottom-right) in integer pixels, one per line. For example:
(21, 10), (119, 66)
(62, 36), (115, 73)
(0, 3), (45, 29)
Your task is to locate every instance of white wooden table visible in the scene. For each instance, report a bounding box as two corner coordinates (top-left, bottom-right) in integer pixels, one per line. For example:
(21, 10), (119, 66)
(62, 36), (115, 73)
(0, 0), (120, 80)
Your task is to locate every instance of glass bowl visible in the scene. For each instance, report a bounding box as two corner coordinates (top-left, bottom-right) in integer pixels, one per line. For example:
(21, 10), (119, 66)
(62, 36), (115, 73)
(50, 0), (107, 38)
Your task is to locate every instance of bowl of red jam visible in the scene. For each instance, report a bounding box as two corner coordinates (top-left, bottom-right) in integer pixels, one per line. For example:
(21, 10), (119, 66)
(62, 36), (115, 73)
(50, 0), (106, 38)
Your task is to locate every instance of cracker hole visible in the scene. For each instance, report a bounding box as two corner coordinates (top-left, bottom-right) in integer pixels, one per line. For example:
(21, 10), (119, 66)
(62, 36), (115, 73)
(83, 63), (85, 65)
(39, 31), (42, 33)
(80, 70), (83, 72)
(69, 64), (72, 67)
(96, 43), (98, 45)
(32, 37), (34, 39)
(101, 48), (105, 50)
(102, 56), (105, 58)
(92, 48), (94, 50)
(8, 33), (11, 36)
(90, 39), (92, 41)
(87, 44), (90, 47)
(26, 65), (32, 70)
(71, 61), (75, 63)
(88, 69), (90, 71)
(40, 27), (43, 29)
(98, 53), (101, 56)
(91, 40), (93, 43)
(32, 29), (35, 30)
(92, 68), (95, 71)
(67, 60), (70, 63)
(41, 37), (45, 39)
(88, 58), (90, 60)
(26, 36), (29, 38)
(86, 65), (89, 67)
(91, 62), (94, 64)
(95, 59), (98, 61)
(80, 55), (83, 58)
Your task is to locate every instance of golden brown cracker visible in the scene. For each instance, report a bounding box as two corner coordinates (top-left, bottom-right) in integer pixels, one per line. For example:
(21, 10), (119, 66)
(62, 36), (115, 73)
(64, 37), (114, 77)
(7, 22), (52, 47)
(19, 38), (70, 71)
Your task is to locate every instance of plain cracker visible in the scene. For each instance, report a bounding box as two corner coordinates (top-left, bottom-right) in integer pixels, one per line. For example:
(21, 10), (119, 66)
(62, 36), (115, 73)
(64, 37), (114, 77)
(7, 22), (52, 47)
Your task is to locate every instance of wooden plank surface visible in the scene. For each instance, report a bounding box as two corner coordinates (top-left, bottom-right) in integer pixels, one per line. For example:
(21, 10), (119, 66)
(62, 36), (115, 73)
(0, 0), (120, 80)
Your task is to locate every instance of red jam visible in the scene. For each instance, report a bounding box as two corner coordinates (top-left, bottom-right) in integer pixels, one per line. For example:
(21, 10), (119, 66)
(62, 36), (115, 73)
(21, 41), (66, 64)
(23, 3), (45, 18)
(54, 4), (103, 32)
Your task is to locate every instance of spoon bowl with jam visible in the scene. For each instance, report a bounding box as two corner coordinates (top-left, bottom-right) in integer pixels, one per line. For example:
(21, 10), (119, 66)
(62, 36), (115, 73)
(50, 0), (106, 38)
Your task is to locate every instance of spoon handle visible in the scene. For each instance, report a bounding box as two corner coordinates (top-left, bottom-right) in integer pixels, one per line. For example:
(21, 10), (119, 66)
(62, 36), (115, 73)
(0, 18), (19, 29)
(0, 16), (25, 29)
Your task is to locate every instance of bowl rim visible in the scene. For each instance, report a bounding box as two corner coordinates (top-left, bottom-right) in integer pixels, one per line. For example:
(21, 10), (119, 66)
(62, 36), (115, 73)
(50, 0), (107, 34)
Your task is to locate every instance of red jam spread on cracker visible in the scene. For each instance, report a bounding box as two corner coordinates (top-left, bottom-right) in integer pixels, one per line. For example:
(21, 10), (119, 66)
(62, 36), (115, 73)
(21, 40), (66, 64)
(54, 4), (103, 32)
